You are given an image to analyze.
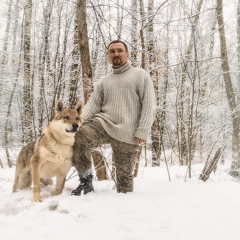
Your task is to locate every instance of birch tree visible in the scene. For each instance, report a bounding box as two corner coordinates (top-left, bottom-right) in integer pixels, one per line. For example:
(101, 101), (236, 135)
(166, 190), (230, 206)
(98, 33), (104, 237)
(147, 0), (160, 166)
(23, 0), (33, 144)
(131, 0), (138, 66)
(69, 15), (81, 108)
(1, 0), (13, 65)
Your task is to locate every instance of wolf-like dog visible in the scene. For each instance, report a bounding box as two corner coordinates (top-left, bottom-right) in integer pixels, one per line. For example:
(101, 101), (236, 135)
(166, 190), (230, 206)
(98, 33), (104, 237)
(12, 100), (83, 202)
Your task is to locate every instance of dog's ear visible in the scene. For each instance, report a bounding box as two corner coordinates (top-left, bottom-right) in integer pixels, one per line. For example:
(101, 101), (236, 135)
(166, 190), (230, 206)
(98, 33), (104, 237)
(75, 101), (83, 114)
(55, 101), (66, 113)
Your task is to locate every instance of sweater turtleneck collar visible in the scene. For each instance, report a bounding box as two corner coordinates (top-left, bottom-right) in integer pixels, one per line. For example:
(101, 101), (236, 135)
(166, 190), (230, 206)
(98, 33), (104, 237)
(112, 61), (131, 74)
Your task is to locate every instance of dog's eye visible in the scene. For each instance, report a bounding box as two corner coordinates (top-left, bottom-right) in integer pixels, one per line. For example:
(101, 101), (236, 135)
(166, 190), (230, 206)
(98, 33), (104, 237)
(64, 116), (70, 120)
(76, 117), (80, 121)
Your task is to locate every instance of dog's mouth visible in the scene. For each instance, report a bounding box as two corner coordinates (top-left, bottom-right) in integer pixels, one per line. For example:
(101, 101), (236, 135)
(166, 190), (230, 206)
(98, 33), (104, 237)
(65, 124), (79, 133)
(65, 129), (77, 133)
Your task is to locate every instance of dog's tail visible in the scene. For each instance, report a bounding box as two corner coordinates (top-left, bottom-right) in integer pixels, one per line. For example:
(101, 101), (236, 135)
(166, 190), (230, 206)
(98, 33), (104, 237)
(12, 142), (35, 192)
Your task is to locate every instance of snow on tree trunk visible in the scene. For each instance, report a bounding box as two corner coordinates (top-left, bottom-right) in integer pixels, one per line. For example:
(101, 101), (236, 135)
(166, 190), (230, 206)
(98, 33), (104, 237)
(23, 0), (33, 144)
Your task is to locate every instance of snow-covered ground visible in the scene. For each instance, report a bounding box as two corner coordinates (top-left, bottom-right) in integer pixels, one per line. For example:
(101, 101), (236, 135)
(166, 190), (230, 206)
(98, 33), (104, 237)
(1, 159), (240, 240)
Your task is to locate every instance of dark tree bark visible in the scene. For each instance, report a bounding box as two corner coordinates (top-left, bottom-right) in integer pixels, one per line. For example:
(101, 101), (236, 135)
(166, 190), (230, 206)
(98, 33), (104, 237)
(76, 0), (107, 180)
(76, 0), (93, 104)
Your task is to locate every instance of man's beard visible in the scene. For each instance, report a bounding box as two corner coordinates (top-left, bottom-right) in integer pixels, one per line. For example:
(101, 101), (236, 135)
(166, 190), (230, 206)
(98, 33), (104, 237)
(112, 57), (122, 67)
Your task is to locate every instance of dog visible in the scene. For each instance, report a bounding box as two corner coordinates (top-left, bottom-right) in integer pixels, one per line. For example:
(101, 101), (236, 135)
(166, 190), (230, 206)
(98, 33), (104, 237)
(12, 100), (83, 202)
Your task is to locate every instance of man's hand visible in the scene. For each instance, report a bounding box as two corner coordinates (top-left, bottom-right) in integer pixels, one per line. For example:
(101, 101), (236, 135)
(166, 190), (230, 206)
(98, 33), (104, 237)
(134, 137), (145, 145)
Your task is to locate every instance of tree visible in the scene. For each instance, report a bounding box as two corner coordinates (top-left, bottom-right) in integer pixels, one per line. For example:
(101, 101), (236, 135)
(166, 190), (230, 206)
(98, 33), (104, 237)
(23, 0), (33, 144)
(76, 0), (107, 180)
(76, 0), (93, 104)
(130, 0), (138, 66)
(145, 0), (161, 167)
(216, 0), (240, 177)
(1, 0), (13, 65)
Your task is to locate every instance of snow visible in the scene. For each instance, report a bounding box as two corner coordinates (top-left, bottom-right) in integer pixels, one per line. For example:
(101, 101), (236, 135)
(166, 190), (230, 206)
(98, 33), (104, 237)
(1, 162), (240, 240)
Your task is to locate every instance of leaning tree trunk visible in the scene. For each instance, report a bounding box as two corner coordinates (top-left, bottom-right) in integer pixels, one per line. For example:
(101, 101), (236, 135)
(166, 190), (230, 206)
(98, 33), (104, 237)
(23, 0), (33, 144)
(216, 0), (240, 178)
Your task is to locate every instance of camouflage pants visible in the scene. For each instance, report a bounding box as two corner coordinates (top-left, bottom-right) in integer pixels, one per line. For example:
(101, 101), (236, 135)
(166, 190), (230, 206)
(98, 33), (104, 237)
(72, 118), (139, 193)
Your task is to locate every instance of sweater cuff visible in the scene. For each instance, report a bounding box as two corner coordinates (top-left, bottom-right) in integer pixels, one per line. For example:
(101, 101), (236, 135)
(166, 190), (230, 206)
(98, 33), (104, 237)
(134, 129), (147, 142)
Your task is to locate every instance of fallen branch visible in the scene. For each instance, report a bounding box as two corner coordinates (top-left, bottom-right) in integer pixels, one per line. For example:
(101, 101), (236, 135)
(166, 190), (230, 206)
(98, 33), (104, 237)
(199, 145), (226, 182)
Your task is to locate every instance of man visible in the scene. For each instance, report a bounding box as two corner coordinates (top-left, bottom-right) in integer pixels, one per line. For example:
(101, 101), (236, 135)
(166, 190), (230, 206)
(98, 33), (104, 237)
(71, 40), (156, 195)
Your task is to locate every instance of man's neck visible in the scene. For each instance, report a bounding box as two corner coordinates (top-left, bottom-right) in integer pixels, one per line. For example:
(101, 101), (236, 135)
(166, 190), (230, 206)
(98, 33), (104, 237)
(112, 62), (127, 69)
(112, 61), (131, 74)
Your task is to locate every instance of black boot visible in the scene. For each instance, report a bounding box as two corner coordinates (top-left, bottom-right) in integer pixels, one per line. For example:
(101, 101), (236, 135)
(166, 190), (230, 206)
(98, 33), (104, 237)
(71, 174), (94, 196)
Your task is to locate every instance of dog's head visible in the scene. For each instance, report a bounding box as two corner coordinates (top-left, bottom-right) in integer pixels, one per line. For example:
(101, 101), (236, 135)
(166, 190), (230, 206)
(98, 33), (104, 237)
(53, 100), (83, 134)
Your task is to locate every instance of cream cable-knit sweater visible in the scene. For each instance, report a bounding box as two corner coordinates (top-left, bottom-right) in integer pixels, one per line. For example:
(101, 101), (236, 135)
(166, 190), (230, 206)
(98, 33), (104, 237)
(82, 61), (156, 145)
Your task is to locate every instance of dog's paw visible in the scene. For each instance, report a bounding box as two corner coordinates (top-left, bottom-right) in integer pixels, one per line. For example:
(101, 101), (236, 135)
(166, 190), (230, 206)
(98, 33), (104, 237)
(33, 197), (42, 202)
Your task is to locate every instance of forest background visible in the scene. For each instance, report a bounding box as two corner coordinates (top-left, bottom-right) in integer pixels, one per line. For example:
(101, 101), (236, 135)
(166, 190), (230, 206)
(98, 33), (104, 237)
(0, 0), (240, 179)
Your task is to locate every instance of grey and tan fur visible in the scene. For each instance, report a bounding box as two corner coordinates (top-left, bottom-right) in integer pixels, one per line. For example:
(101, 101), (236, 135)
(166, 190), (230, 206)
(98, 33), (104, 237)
(12, 100), (83, 202)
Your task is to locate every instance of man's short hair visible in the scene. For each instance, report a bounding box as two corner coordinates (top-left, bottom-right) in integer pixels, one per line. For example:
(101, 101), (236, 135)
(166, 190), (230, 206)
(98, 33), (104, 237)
(107, 40), (128, 52)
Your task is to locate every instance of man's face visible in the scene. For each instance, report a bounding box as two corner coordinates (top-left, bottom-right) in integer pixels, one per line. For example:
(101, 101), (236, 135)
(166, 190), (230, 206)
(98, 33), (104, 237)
(108, 43), (128, 68)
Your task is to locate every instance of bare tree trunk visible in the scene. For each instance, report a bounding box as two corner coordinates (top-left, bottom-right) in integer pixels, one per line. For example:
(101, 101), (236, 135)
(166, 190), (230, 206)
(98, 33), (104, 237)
(116, 0), (124, 39)
(139, 0), (146, 69)
(38, 0), (53, 132)
(3, 0), (22, 168)
(1, 0), (13, 65)
(23, 0), (33, 144)
(217, 0), (240, 177)
(76, 0), (93, 104)
(76, 0), (107, 180)
(11, 0), (20, 62)
(57, 11), (70, 101)
(131, 0), (138, 66)
(238, 0), (240, 105)
(69, 15), (81, 108)
(199, 16), (217, 159)
(176, 0), (203, 169)
(147, 0), (161, 167)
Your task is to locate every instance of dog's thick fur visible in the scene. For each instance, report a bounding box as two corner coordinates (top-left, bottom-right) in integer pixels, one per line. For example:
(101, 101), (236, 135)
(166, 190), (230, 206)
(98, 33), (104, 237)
(12, 101), (83, 202)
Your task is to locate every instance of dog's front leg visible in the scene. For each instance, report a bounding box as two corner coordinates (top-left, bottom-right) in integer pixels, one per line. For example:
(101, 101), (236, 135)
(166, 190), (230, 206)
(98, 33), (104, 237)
(54, 175), (66, 195)
(30, 155), (42, 202)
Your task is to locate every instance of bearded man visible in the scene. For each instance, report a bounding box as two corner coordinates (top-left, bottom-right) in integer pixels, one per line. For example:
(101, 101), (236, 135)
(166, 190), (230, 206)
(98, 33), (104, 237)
(71, 40), (156, 195)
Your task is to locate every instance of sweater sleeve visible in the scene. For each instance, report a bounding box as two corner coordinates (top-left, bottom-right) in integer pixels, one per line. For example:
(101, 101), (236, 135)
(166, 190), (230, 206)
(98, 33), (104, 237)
(82, 83), (103, 120)
(134, 72), (156, 141)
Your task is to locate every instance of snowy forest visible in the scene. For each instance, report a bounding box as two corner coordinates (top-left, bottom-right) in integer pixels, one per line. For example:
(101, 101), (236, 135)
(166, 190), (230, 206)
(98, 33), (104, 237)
(0, 0), (240, 178)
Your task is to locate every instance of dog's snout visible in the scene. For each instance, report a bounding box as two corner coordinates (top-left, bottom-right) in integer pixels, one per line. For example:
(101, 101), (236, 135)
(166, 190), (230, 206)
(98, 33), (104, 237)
(72, 124), (79, 131)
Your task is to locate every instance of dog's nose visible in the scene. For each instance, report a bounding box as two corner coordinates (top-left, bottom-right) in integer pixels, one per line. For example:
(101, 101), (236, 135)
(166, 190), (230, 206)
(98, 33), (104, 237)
(72, 124), (79, 131)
